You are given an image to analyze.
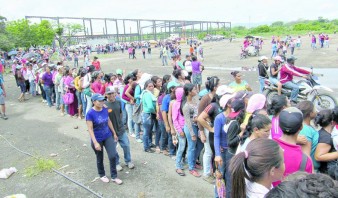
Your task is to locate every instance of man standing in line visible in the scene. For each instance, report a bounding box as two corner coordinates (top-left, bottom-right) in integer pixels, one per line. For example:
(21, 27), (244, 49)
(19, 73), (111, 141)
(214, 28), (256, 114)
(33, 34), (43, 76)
(105, 86), (135, 171)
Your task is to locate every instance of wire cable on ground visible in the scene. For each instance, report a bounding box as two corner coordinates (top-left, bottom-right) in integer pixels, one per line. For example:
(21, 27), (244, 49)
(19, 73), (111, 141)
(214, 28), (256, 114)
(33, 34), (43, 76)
(0, 134), (104, 198)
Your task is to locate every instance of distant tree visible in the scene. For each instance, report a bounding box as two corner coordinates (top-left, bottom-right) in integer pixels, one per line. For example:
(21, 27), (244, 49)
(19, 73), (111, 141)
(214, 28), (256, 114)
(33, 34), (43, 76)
(318, 16), (329, 23)
(271, 21), (284, 27)
(54, 23), (82, 47)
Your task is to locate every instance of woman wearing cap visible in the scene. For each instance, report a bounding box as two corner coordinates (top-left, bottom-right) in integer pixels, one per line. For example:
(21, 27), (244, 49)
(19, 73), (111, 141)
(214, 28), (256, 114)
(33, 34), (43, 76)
(86, 93), (122, 185)
(269, 56), (283, 95)
(230, 138), (285, 198)
(229, 71), (252, 92)
(257, 56), (269, 93)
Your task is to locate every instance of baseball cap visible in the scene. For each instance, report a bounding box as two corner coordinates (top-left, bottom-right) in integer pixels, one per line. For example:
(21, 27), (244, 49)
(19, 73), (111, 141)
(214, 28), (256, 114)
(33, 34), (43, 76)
(246, 94), (266, 113)
(274, 56), (283, 62)
(105, 86), (116, 94)
(91, 93), (105, 101)
(216, 85), (235, 96)
(228, 99), (245, 119)
(259, 56), (268, 61)
(279, 107), (303, 134)
(220, 93), (236, 109)
(167, 81), (180, 89)
(287, 56), (297, 62)
(116, 69), (123, 75)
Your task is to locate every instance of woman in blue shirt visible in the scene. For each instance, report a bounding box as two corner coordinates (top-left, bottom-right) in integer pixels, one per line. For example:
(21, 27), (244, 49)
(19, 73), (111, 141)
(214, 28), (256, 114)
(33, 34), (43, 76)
(86, 93), (122, 185)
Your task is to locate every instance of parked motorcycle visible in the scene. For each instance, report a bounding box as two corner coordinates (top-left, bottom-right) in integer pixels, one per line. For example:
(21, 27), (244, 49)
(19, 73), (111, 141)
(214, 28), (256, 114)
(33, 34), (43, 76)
(263, 67), (337, 111)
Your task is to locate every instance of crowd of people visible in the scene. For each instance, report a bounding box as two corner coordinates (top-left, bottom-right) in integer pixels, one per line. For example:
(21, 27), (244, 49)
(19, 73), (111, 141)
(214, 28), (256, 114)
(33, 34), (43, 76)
(1, 34), (338, 197)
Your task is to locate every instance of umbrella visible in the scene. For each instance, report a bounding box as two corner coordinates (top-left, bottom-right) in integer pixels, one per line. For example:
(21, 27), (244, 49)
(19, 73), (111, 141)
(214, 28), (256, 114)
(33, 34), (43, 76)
(8, 50), (17, 56)
(245, 35), (254, 39)
(22, 52), (36, 59)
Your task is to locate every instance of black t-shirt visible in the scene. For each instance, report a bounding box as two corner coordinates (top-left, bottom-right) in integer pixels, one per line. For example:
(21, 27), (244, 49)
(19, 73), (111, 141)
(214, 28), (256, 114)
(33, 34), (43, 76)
(105, 99), (124, 136)
(203, 103), (221, 127)
(258, 62), (268, 78)
(270, 63), (279, 78)
(318, 128), (335, 173)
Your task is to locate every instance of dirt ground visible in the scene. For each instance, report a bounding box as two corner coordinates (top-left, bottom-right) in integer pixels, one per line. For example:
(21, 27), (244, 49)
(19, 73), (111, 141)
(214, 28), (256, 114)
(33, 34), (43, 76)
(1, 34), (338, 198)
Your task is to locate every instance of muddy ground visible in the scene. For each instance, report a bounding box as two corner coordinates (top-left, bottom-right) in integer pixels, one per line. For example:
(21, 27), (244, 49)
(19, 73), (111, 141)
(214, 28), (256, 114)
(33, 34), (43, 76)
(1, 34), (338, 198)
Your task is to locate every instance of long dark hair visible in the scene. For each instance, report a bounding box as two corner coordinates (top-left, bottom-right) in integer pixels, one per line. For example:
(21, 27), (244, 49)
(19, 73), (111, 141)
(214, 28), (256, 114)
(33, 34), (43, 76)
(162, 74), (171, 84)
(241, 114), (271, 144)
(180, 83), (194, 115)
(315, 109), (333, 127)
(267, 95), (287, 116)
(230, 138), (283, 198)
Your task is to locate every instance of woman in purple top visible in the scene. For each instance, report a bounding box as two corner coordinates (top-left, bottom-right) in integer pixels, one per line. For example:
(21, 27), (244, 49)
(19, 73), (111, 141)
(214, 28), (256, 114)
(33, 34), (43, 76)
(267, 95), (289, 139)
(191, 56), (204, 92)
(41, 66), (54, 107)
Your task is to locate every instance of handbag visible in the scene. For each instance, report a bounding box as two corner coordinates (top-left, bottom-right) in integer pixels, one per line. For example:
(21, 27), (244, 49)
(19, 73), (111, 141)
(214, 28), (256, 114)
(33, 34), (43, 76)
(63, 91), (74, 105)
(132, 103), (142, 124)
(215, 163), (226, 198)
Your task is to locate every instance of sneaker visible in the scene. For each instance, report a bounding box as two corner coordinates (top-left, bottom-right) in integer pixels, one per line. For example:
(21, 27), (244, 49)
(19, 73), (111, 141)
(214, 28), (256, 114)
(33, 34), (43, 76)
(203, 175), (215, 184)
(111, 178), (123, 185)
(150, 143), (156, 148)
(116, 164), (123, 171)
(144, 149), (155, 153)
(189, 170), (201, 177)
(169, 155), (176, 160)
(130, 133), (136, 138)
(127, 162), (135, 169)
(2, 115), (8, 120)
(100, 176), (110, 183)
(42, 100), (47, 103)
(136, 138), (143, 143)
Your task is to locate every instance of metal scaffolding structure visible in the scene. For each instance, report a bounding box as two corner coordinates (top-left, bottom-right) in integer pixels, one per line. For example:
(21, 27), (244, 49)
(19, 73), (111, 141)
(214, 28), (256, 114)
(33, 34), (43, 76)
(25, 16), (231, 43)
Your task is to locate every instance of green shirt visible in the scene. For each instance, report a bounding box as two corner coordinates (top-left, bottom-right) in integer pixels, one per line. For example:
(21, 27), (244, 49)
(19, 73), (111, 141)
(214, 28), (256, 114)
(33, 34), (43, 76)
(141, 90), (156, 114)
(229, 80), (248, 92)
(299, 123), (320, 169)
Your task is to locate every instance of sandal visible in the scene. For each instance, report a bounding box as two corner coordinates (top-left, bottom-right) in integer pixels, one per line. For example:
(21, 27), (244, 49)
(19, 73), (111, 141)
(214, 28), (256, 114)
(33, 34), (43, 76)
(176, 169), (185, 176)
(100, 176), (110, 183)
(189, 170), (201, 177)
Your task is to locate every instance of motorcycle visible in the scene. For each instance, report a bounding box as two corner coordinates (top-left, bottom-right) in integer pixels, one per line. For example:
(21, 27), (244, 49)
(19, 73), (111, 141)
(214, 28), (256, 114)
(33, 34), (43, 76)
(263, 67), (337, 111)
(240, 45), (259, 59)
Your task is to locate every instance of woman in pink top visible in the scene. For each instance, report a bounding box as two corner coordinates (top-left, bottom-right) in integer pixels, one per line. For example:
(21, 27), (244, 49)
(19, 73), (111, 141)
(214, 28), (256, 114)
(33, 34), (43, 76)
(63, 68), (78, 116)
(172, 87), (186, 176)
(267, 95), (289, 139)
(91, 71), (105, 95)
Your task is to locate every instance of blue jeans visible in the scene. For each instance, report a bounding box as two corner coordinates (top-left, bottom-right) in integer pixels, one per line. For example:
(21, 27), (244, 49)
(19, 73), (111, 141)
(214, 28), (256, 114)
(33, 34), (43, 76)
(184, 125), (197, 170)
(142, 113), (155, 151)
(125, 103), (134, 134)
(55, 88), (61, 110)
(81, 92), (87, 115)
(91, 136), (117, 179)
(271, 50), (277, 58)
(29, 80), (36, 96)
(259, 77), (265, 93)
(158, 120), (168, 150)
(154, 120), (161, 147)
(43, 85), (52, 107)
(283, 81), (299, 102)
(175, 134), (187, 169)
(168, 133), (176, 155)
(121, 101), (127, 126)
(115, 132), (132, 165)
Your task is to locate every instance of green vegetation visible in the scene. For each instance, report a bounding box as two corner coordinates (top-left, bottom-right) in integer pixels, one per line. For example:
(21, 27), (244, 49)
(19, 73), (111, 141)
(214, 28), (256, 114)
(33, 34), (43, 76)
(197, 17), (337, 39)
(24, 157), (58, 177)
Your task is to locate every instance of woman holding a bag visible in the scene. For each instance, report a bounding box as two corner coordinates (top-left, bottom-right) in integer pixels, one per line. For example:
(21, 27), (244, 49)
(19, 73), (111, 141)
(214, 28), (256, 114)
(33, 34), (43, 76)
(63, 68), (78, 116)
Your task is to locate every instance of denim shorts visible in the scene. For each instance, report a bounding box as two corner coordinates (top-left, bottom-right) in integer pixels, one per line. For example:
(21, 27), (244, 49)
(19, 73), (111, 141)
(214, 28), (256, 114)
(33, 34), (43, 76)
(269, 77), (279, 85)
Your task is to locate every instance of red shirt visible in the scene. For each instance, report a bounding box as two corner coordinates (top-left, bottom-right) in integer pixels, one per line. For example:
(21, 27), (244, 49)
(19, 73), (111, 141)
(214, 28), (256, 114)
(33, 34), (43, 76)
(92, 61), (101, 71)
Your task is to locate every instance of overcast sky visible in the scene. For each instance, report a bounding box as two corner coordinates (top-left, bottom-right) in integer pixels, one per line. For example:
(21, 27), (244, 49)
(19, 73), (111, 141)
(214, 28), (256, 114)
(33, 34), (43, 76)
(1, 0), (337, 28)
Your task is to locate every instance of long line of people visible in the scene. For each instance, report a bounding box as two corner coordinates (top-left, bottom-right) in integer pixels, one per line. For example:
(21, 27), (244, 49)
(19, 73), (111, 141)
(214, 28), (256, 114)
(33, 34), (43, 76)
(7, 54), (338, 197)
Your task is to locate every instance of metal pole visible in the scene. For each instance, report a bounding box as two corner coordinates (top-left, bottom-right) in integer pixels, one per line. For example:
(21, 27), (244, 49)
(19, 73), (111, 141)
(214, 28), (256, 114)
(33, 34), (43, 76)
(123, 20), (126, 42)
(115, 20), (119, 44)
(169, 21), (171, 37)
(153, 20), (157, 41)
(82, 19), (86, 36)
(137, 20), (141, 41)
(89, 19), (93, 35)
(104, 19), (108, 35)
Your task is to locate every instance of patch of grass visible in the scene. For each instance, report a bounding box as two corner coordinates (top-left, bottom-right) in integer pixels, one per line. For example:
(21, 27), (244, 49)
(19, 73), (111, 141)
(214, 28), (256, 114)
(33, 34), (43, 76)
(24, 158), (58, 177)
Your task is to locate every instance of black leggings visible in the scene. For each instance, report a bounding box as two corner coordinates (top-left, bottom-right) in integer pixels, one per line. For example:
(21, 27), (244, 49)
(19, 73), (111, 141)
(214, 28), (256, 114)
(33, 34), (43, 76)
(209, 133), (215, 173)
